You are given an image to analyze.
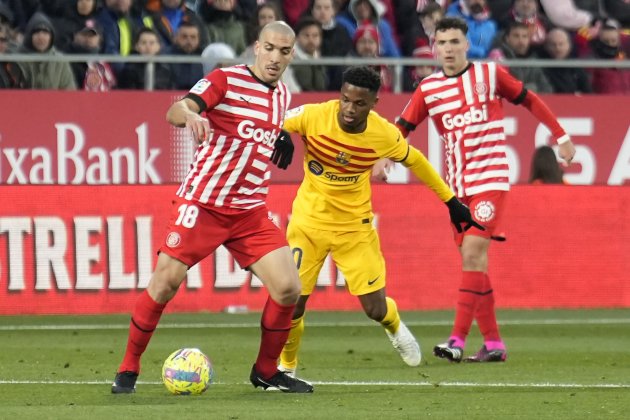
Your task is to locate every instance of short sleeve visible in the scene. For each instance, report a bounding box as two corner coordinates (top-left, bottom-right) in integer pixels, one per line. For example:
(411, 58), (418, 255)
(184, 69), (228, 112)
(396, 87), (429, 137)
(496, 65), (527, 104)
(282, 104), (309, 135)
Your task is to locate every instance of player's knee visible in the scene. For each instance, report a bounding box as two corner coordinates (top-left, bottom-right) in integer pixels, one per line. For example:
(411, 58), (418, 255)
(273, 275), (301, 305)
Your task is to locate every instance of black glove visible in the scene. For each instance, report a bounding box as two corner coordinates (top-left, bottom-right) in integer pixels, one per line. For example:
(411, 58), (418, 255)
(270, 129), (294, 170)
(445, 196), (485, 233)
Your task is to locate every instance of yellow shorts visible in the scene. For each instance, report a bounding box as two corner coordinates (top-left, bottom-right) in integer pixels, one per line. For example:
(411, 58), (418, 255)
(287, 223), (386, 296)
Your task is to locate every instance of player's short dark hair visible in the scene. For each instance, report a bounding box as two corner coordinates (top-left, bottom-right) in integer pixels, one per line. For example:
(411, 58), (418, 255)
(342, 66), (381, 93)
(435, 17), (468, 35)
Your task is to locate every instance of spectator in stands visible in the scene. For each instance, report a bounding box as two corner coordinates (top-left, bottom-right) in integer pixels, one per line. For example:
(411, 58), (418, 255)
(529, 145), (567, 184)
(0, 2), (20, 47)
(199, 0), (247, 55)
(581, 19), (630, 94)
(489, 21), (553, 93)
(500, 0), (551, 49)
(201, 41), (234, 74)
(117, 27), (174, 89)
(67, 18), (117, 91)
(52, 0), (100, 53)
(336, 0), (401, 57)
(446, 0), (497, 58)
(305, 0), (353, 90)
(0, 22), (27, 88)
(96, 0), (144, 76)
(282, 0), (310, 28)
(418, 1), (444, 47)
(538, 0), (602, 31)
(244, 2), (283, 50)
(403, 39), (435, 91)
(350, 21), (392, 91)
(17, 12), (77, 90)
(541, 28), (591, 94)
(169, 21), (204, 90)
(143, 0), (209, 50)
(292, 16), (327, 91)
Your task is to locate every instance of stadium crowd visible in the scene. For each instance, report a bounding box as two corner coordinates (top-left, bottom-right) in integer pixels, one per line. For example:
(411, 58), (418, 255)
(0, 0), (629, 93)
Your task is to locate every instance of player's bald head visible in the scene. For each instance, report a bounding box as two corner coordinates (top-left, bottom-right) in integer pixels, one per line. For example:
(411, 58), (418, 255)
(259, 21), (295, 42)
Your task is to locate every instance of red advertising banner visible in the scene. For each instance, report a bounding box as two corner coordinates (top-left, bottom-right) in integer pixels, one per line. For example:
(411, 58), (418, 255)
(1, 185), (629, 314)
(0, 91), (629, 185)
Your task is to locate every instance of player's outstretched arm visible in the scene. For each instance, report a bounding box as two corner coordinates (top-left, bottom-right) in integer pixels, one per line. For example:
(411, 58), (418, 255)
(399, 145), (484, 232)
(166, 98), (212, 145)
(271, 130), (294, 170)
(521, 91), (576, 165)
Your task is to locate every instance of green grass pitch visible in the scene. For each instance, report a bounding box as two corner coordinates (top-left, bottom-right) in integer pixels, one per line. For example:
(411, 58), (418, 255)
(1, 309), (629, 419)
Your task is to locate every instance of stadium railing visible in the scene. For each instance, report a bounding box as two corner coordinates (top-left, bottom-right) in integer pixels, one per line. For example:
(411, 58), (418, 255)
(4, 53), (630, 93)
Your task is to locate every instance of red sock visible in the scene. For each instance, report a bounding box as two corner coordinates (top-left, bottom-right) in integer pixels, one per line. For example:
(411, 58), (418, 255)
(475, 273), (502, 342)
(451, 271), (484, 342)
(255, 296), (295, 379)
(118, 290), (166, 374)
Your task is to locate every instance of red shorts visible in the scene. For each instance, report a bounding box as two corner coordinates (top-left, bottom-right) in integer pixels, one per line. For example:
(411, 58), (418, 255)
(452, 190), (507, 246)
(158, 197), (288, 269)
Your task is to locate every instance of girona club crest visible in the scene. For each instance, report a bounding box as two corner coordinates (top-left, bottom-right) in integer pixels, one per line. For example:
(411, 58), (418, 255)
(474, 200), (495, 223)
(166, 232), (181, 248)
(474, 82), (488, 95)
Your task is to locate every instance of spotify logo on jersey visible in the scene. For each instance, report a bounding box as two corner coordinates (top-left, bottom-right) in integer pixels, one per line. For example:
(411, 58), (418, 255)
(308, 160), (324, 175)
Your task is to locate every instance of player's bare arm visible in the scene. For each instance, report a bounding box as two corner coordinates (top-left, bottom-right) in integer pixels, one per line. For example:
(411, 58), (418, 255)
(166, 98), (212, 144)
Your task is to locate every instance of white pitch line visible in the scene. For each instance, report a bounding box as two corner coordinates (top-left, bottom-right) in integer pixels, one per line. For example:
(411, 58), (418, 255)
(0, 318), (629, 331)
(0, 379), (628, 389)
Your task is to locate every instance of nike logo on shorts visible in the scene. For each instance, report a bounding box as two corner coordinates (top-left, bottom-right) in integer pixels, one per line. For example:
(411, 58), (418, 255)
(367, 276), (380, 286)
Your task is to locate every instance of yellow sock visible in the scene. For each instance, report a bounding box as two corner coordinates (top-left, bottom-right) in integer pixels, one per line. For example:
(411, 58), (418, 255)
(279, 315), (304, 370)
(381, 297), (401, 334)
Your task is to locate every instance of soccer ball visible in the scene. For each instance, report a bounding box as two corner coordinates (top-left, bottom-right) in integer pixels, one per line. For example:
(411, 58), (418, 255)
(162, 348), (213, 395)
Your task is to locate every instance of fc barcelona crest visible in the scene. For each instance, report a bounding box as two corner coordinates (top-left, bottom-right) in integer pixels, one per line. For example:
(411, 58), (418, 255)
(336, 151), (352, 166)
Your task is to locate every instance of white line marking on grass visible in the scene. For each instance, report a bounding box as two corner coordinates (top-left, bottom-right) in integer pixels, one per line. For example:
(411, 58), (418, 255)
(1, 379), (629, 389)
(1, 318), (629, 331)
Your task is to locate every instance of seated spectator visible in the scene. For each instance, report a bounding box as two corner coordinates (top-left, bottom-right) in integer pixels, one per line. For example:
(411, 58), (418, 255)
(67, 18), (117, 91)
(305, 0), (353, 90)
(293, 16), (327, 91)
(201, 41), (235, 74)
(117, 27), (174, 90)
(143, 0), (209, 50)
(489, 21), (553, 93)
(581, 19), (630, 94)
(336, 0), (401, 57)
(198, 0), (247, 55)
(529, 145), (567, 184)
(168, 21), (204, 90)
(446, 0), (497, 58)
(349, 21), (392, 91)
(403, 39), (435, 92)
(541, 28), (591, 94)
(0, 22), (27, 88)
(418, 1), (444, 48)
(282, 0), (310, 28)
(500, 0), (551, 49)
(52, 0), (100, 53)
(96, 0), (144, 76)
(17, 12), (77, 90)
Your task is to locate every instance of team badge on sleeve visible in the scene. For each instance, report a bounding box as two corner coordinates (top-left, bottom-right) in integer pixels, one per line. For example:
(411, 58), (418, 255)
(190, 79), (211, 95)
(285, 106), (305, 119)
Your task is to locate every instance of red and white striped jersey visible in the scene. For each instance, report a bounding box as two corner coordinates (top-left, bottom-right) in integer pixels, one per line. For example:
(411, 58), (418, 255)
(177, 64), (291, 209)
(397, 62), (525, 197)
